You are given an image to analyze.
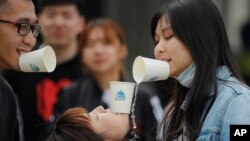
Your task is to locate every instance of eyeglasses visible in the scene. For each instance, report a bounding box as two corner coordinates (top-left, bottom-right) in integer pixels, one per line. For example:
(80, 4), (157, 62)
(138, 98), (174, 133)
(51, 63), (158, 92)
(0, 19), (41, 38)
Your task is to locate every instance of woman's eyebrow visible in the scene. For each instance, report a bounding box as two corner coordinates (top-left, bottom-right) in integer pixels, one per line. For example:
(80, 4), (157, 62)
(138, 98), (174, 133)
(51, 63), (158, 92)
(162, 27), (172, 33)
(163, 28), (174, 36)
(96, 114), (99, 120)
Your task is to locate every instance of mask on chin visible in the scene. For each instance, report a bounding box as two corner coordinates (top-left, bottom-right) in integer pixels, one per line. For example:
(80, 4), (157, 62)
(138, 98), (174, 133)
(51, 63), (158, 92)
(175, 62), (196, 88)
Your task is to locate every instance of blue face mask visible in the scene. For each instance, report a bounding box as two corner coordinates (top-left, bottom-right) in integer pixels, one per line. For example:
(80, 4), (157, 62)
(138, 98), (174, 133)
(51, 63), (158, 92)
(175, 62), (196, 88)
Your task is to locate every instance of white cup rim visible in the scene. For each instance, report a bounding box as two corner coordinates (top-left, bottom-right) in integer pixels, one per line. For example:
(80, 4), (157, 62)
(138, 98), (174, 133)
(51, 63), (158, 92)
(133, 56), (170, 83)
(42, 46), (56, 72)
(109, 81), (136, 85)
(132, 56), (146, 83)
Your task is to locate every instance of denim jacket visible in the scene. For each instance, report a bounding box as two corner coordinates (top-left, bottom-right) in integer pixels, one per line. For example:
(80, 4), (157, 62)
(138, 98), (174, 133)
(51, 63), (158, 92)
(194, 66), (250, 141)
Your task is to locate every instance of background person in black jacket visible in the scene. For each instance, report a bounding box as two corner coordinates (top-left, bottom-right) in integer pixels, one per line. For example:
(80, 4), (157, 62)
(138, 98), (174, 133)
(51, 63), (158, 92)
(55, 19), (164, 141)
(0, 0), (40, 140)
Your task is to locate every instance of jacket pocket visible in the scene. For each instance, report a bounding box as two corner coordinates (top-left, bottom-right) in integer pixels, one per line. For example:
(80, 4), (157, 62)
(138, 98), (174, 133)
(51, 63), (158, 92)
(197, 128), (220, 141)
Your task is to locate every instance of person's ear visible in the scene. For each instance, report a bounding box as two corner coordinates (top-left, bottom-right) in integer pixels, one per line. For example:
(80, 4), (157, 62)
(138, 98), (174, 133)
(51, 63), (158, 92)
(77, 16), (85, 34)
(37, 13), (44, 25)
(120, 44), (128, 60)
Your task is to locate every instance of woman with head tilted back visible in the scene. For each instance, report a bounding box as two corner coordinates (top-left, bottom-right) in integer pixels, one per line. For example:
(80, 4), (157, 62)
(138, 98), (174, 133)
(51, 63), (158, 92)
(151, 0), (250, 140)
(47, 106), (129, 141)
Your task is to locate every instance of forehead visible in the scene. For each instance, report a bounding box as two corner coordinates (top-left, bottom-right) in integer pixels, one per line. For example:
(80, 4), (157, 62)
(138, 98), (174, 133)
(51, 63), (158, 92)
(0, 0), (37, 23)
(89, 27), (105, 38)
(87, 26), (120, 44)
(156, 17), (171, 31)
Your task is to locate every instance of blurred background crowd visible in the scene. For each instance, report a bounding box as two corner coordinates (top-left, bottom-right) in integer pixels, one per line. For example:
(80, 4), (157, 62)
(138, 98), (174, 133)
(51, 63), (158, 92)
(32, 0), (250, 76)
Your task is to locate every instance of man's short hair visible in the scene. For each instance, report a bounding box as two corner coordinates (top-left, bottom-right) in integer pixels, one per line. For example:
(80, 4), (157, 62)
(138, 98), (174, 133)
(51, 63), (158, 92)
(1, 0), (32, 10)
(37, 0), (85, 16)
(0, 0), (7, 5)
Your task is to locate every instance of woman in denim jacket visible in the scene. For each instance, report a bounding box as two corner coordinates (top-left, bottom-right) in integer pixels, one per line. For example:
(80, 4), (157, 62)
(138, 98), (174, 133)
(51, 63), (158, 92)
(151, 0), (250, 140)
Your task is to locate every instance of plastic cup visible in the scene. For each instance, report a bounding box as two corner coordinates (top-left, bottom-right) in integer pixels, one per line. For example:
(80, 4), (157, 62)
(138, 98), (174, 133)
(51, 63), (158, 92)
(19, 46), (56, 72)
(132, 56), (170, 83)
(110, 81), (135, 114)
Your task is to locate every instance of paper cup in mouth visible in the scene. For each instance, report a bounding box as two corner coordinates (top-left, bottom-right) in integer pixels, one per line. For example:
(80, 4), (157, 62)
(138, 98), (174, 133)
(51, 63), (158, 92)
(19, 46), (56, 72)
(132, 56), (170, 83)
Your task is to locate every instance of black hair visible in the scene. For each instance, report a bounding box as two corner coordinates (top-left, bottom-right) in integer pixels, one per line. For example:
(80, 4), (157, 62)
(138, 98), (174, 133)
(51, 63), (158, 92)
(151, 0), (244, 140)
(37, 0), (85, 16)
(241, 21), (250, 50)
(0, 0), (8, 9)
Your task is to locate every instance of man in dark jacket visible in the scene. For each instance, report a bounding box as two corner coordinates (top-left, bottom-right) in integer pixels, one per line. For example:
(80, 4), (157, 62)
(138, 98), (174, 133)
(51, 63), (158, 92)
(3, 0), (85, 140)
(0, 0), (40, 140)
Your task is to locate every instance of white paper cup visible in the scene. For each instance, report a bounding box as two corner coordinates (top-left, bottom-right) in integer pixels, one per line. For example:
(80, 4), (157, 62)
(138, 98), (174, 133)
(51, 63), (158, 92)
(19, 46), (56, 72)
(110, 81), (135, 114)
(132, 56), (170, 83)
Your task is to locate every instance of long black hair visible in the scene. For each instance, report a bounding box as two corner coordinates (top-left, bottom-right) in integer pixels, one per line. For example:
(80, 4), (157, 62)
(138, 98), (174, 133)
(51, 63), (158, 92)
(151, 0), (244, 140)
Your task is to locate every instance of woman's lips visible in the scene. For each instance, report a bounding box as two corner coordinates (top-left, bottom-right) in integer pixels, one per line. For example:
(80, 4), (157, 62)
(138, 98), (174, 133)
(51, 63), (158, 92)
(94, 59), (107, 64)
(52, 32), (64, 38)
(17, 48), (31, 55)
(159, 58), (172, 62)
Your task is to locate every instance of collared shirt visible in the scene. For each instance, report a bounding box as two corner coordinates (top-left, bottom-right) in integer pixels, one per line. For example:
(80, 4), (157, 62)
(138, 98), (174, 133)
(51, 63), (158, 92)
(178, 66), (250, 141)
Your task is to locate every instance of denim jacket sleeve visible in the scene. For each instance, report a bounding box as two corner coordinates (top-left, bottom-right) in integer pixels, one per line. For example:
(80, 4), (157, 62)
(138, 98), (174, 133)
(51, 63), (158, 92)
(195, 66), (250, 141)
(220, 91), (250, 140)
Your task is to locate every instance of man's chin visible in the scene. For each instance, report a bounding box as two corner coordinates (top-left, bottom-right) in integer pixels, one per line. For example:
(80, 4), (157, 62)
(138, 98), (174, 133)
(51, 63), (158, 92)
(3, 66), (21, 71)
(50, 40), (68, 47)
(1, 61), (21, 71)
(12, 62), (22, 72)
(13, 65), (22, 72)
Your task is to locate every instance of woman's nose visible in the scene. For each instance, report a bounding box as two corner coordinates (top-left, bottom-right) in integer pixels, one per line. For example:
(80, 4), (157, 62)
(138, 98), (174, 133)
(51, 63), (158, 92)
(154, 41), (166, 58)
(92, 106), (106, 113)
(104, 109), (114, 113)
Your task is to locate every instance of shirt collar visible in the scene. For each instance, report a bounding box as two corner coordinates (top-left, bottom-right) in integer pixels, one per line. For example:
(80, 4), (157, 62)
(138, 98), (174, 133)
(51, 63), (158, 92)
(216, 65), (232, 80)
(181, 65), (232, 111)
